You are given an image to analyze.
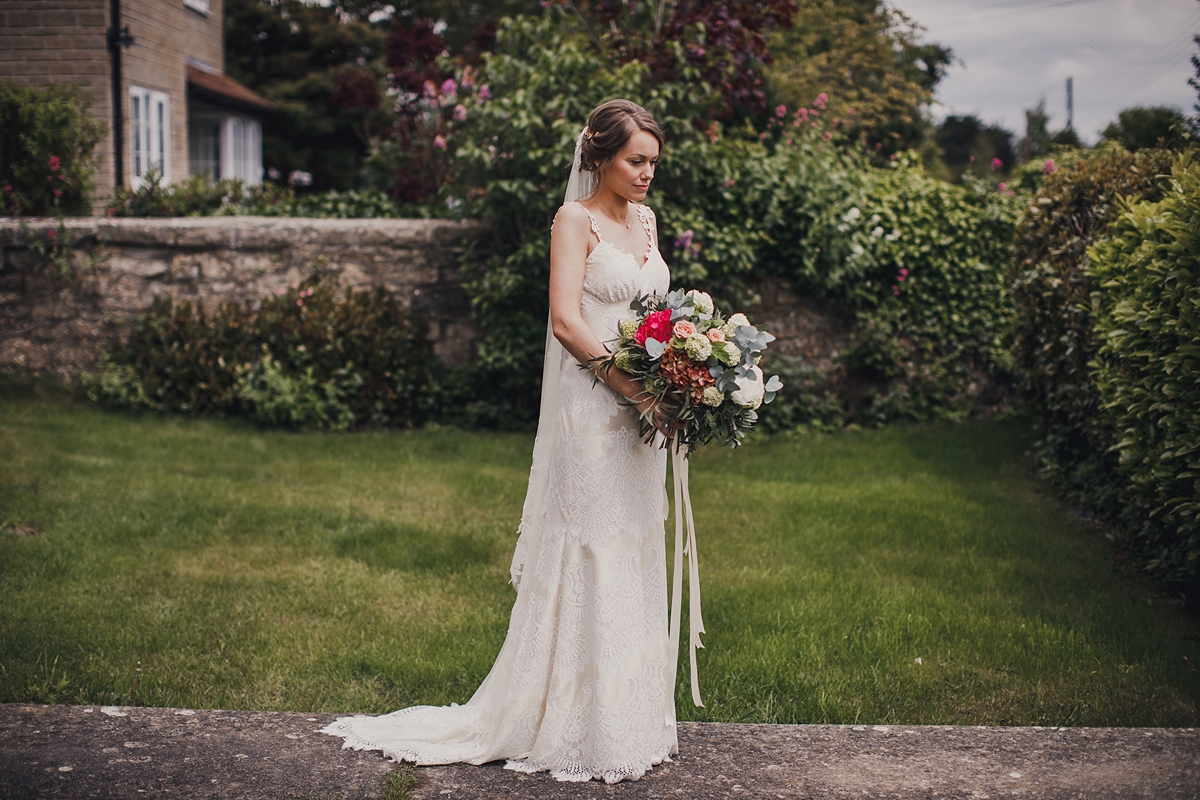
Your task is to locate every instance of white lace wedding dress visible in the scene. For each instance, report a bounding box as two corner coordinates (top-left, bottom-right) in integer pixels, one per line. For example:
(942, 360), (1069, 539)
(321, 202), (677, 783)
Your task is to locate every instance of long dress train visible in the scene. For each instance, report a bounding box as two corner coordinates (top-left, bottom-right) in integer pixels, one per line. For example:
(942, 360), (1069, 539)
(321, 202), (677, 783)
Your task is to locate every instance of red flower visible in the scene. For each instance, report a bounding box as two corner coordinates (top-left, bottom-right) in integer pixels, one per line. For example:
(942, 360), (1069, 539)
(49, 156), (60, 171)
(634, 309), (672, 346)
(53, 189), (62, 198)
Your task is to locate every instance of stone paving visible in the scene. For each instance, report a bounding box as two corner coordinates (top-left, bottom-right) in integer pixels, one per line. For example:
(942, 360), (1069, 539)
(1, 704), (1197, 799)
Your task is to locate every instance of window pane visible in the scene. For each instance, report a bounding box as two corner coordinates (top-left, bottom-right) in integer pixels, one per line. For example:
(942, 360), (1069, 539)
(132, 95), (141, 176)
(157, 101), (164, 172)
(144, 96), (151, 175)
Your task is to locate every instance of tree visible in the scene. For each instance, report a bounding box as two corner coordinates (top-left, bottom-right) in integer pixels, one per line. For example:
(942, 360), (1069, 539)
(578, 0), (799, 121)
(765, 0), (952, 157)
(224, 0), (387, 191)
(1101, 106), (1196, 152)
(934, 114), (1015, 181)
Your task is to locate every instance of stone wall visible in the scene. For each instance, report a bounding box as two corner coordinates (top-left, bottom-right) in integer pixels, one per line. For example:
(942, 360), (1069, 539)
(0, 216), (848, 386)
(0, 217), (489, 381)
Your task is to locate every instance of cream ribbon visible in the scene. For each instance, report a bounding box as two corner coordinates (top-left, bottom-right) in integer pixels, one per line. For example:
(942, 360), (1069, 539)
(668, 446), (705, 714)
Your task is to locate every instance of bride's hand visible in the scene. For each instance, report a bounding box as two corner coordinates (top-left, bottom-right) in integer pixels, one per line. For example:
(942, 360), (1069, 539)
(634, 393), (683, 438)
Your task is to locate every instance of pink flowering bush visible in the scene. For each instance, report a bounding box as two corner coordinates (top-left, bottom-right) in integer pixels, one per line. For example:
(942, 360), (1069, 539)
(1, 80), (104, 216)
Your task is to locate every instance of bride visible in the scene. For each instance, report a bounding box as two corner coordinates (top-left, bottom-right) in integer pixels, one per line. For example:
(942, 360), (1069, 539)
(322, 99), (687, 784)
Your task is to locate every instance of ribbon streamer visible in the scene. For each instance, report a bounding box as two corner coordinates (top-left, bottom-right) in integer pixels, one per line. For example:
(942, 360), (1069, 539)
(668, 446), (705, 715)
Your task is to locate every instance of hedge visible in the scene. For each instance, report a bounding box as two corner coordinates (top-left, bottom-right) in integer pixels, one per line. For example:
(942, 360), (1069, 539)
(1089, 153), (1200, 586)
(1010, 146), (1174, 519)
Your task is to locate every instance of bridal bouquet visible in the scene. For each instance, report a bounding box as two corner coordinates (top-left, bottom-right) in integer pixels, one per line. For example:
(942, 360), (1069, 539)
(593, 289), (783, 450)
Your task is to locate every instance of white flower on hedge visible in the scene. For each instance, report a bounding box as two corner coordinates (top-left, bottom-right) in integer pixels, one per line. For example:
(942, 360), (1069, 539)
(885, 229), (901, 241)
(731, 365), (765, 407)
(687, 290), (714, 315)
(714, 341), (741, 367)
(871, 226), (884, 238)
(684, 333), (712, 361)
(701, 386), (724, 407)
(851, 244), (864, 256)
(842, 207), (861, 223)
(618, 318), (639, 339)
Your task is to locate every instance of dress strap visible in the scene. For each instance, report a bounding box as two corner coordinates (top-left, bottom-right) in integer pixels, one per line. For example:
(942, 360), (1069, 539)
(636, 204), (655, 250)
(582, 208), (603, 243)
(636, 204), (657, 260)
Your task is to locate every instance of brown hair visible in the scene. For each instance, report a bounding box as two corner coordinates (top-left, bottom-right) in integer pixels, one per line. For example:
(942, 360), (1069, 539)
(580, 99), (665, 175)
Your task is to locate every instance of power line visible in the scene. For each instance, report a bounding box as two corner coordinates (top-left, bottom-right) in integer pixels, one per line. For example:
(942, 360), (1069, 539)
(917, 0), (1104, 28)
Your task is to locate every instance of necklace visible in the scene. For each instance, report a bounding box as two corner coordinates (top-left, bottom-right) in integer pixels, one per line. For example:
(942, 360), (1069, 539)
(595, 204), (630, 229)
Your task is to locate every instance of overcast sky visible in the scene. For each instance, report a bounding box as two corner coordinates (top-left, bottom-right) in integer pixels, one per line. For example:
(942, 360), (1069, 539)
(888, 0), (1200, 143)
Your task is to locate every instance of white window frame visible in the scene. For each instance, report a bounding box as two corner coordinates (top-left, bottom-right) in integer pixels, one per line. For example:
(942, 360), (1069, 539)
(130, 86), (170, 187)
(187, 112), (263, 186)
(183, 0), (209, 14)
(220, 116), (262, 185)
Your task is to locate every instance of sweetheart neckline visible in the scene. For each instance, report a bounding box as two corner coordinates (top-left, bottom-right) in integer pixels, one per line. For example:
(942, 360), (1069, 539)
(587, 238), (661, 272)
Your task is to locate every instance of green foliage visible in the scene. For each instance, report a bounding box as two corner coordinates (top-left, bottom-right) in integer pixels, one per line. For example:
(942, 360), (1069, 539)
(0, 81), (104, 216)
(445, 14), (1024, 430)
(1101, 106), (1198, 153)
(85, 276), (435, 431)
(753, 356), (844, 433)
(1010, 145), (1174, 519)
(445, 15), (670, 426)
(816, 157), (1023, 423)
(1089, 154), (1200, 587)
(934, 115), (1017, 183)
(14, 219), (99, 282)
(766, 0), (952, 158)
(223, 0), (388, 190)
(106, 169), (428, 219)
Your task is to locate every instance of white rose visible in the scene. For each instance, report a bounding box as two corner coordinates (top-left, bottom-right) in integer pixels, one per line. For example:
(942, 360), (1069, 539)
(730, 365), (765, 407)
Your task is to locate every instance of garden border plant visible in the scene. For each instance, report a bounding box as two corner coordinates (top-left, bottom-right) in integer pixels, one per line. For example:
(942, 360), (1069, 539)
(1010, 146), (1175, 525)
(86, 274), (439, 431)
(1088, 152), (1200, 592)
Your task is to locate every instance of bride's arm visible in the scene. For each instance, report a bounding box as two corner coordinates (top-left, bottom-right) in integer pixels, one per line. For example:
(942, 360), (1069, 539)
(549, 204), (661, 416)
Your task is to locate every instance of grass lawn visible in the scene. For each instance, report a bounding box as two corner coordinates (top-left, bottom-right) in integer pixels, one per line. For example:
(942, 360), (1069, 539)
(2, 386), (1198, 727)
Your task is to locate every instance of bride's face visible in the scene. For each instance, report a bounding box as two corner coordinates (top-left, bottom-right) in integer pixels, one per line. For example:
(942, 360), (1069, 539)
(599, 130), (660, 202)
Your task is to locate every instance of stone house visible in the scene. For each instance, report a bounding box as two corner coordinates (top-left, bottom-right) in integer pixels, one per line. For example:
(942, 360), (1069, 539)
(0, 0), (273, 212)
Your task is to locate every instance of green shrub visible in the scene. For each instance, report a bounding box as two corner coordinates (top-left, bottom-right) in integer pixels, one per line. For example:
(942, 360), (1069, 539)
(753, 355), (844, 434)
(809, 157), (1023, 424)
(86, 276), (435, 431)
(0, 81), (104, 216)
(1089, 153), (1200, 586)
(106, 169), (429, 219)
(1010, 146), (1174, 517)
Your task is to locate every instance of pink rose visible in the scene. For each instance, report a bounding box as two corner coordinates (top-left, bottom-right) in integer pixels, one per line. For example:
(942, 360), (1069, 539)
(707, 328), (725, 342)
(433, 135), (447, 149)
(673, 320), (697, 339)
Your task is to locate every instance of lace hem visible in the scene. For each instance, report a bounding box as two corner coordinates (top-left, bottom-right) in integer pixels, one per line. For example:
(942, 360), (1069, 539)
(503, 740), (677, 785)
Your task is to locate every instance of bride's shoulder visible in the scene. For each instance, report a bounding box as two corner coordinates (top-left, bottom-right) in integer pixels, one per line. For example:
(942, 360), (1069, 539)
(554, 201), (591, 227)
(552, 202), (598, 246)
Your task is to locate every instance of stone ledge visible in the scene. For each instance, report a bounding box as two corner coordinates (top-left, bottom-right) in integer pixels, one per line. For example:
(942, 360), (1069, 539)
(0, 217), (490, 251)
(1, 704), (1196, 799)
